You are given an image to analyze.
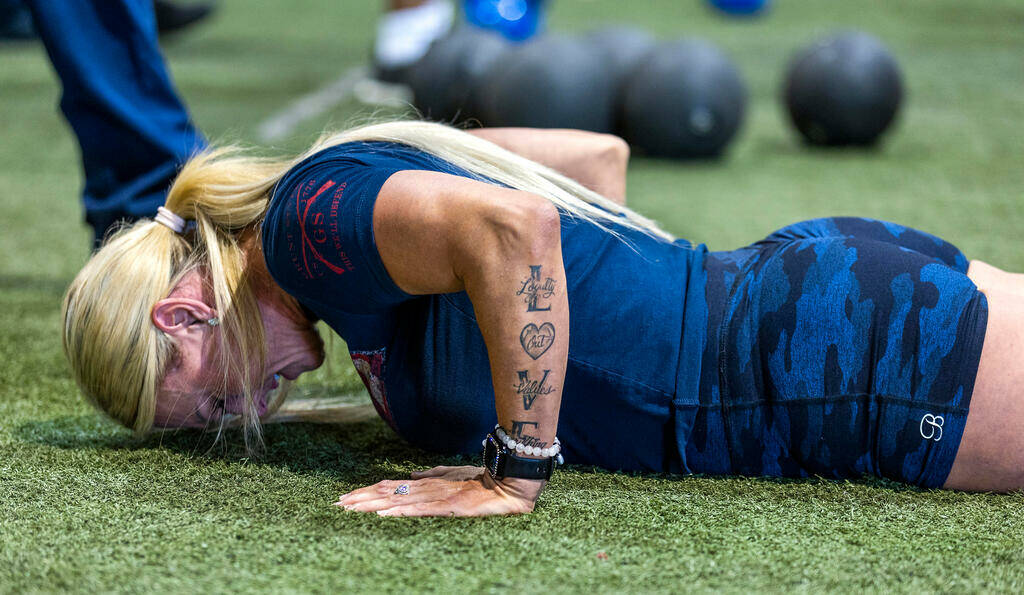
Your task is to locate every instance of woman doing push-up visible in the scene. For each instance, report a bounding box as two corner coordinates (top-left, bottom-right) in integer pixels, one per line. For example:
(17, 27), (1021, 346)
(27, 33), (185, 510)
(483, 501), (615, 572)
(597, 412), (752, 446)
(62, 121), (1024, 517)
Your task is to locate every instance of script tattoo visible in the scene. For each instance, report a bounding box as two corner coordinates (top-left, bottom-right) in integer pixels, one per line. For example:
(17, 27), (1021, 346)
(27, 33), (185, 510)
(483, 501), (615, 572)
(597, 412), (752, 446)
(519, 322), (555, 359)
(516, 265), (556, 312)
(514, 369), (555, 410)
(510, 420), (548, 449)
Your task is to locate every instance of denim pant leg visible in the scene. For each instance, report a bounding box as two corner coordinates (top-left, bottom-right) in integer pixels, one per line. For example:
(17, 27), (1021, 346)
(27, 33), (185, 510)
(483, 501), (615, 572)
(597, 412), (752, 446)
(24, 0), (205, 241)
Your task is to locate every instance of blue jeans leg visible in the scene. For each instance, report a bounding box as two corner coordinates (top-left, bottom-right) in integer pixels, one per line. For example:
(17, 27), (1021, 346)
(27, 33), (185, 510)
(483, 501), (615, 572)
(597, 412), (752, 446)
(24, 0), (205, 241)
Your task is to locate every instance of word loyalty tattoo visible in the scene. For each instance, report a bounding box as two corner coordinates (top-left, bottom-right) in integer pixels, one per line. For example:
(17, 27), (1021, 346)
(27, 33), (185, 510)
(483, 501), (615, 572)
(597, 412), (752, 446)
(516, 265), (557, 312)
(520, 322), (555, 360)
(510, 420), (547, 449)
(514, 369), (555, 410)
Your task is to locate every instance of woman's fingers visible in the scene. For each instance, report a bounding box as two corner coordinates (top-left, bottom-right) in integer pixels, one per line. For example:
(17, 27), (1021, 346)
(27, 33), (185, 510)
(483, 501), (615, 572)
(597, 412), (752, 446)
(341, 487), (452, 512)
(377, 501), (466, 517)
(334, 478), (455, 510)
(334, 469), (531, 517)
(335, 479), (411, 506)
(376, 491), (524, 517)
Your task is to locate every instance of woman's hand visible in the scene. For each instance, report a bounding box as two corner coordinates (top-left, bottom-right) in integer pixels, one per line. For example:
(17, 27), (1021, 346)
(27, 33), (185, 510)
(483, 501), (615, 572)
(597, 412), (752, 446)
(334, 466), (545, 517)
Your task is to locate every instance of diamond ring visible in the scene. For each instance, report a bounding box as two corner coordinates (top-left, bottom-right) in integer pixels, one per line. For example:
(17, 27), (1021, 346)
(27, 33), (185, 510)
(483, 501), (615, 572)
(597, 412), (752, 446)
(394, 484), (410, 495)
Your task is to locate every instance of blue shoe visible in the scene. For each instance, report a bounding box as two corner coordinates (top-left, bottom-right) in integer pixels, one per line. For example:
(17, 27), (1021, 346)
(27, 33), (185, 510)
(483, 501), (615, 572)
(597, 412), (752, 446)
(463, 0), (546, 42)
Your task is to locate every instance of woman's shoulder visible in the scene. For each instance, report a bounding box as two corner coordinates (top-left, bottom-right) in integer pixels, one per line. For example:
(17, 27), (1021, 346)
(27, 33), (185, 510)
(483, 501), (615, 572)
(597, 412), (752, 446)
(289, 140), (465, 175)
(260, 141), (437, 315)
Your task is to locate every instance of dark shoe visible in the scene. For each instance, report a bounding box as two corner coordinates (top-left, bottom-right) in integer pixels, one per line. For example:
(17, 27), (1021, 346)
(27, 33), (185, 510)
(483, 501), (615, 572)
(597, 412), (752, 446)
(0, 0), (35, 41)
(154, 0), (215, 36)
(373, 62), (417, 85)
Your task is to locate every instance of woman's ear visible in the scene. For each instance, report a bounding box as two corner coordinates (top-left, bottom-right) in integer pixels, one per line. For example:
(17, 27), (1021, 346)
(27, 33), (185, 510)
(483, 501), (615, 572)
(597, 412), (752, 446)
(151, 297), (216, 336)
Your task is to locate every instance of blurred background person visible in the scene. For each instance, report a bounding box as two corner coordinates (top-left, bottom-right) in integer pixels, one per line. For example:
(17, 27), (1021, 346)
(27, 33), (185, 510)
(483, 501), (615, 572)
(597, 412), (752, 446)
(17, 0), (212, 245)
(17, 0), (535, 244)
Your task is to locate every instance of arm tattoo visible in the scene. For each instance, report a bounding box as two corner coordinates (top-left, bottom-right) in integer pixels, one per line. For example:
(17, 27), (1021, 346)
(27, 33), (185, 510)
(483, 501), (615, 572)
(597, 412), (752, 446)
(510, 420), (548, 449)
(514, 369), (555, 410)
(516, 265), (557, 312)
(519, 322), (555, 359)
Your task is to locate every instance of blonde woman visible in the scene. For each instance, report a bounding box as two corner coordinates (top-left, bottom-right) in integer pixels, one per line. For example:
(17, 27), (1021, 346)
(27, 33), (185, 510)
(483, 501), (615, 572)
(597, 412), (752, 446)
(63, 121), (1024, 517)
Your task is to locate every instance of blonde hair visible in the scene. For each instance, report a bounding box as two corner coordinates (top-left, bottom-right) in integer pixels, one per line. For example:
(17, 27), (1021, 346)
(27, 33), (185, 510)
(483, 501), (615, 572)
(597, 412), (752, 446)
(62, 120), (674, 448)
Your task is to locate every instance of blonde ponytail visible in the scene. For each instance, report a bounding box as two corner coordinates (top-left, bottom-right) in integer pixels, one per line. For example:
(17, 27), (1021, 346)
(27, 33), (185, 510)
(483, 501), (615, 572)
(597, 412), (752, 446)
(63, 148), (293, 446)
(64, 222), (186, 433)
(62, 119), (673, 449)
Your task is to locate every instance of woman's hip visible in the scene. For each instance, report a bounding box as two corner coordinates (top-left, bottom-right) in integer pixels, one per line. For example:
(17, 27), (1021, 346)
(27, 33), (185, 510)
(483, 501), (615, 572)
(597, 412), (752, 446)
(689, 217), (988, 486)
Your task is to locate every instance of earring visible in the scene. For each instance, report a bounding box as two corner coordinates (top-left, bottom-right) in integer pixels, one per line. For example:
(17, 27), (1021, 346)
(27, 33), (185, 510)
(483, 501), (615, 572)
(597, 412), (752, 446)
(206, 317), (220, 327)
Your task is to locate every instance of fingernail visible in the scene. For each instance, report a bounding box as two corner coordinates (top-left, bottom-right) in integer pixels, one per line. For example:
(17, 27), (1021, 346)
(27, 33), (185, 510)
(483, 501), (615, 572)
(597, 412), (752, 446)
(377, 510), (391, 516)
(344, 505), (355, 511)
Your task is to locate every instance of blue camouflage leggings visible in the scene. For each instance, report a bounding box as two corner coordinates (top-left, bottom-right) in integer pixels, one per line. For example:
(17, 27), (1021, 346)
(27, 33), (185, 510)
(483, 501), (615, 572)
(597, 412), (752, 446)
(688, 218), (988, 487)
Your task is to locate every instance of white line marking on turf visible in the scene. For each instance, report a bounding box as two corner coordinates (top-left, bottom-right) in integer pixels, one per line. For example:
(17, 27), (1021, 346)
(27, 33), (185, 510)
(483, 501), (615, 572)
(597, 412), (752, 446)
(257, 66), (368, 142)
(353, 77), (414, 109)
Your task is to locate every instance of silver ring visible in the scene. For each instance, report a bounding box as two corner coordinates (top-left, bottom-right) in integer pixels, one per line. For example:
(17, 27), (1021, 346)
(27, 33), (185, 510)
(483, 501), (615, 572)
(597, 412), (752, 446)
(394, 484), (410, 495)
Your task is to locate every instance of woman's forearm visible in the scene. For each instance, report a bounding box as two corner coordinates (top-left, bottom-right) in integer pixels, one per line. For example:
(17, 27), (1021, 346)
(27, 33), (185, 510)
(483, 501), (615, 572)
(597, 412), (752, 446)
(468, 128), (629, 204)
(458, 198), (568, 444)
(371, 171), (570, 508)
(333, 171), (570, 516)
(455, 198), (569, 497)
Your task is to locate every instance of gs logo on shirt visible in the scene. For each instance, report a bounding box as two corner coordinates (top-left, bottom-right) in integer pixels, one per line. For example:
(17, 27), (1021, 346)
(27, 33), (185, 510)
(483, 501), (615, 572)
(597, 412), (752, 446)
(291, 177), (355, 279)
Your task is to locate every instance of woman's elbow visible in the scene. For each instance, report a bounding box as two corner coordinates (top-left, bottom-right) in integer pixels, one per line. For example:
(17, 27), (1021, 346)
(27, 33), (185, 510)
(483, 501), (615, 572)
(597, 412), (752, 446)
(521, 197), (562, 254)
(527, 197), (561, 239)
(600, 133), (630, 166)
(483, 196), (562, 260)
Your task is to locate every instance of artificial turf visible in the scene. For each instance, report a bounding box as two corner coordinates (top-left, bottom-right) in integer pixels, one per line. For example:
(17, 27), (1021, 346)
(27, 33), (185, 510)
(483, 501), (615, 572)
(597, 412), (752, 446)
(2, 0), (1024, 591)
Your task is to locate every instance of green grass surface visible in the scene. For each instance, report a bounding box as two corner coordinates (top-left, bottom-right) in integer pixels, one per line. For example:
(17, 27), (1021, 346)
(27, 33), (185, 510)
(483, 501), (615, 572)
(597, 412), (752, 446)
(2, 0), (1024, 592)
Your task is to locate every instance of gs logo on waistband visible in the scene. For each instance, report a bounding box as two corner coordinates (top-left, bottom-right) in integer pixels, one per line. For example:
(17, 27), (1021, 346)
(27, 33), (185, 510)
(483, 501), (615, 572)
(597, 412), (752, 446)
(919, 413), (944, 442)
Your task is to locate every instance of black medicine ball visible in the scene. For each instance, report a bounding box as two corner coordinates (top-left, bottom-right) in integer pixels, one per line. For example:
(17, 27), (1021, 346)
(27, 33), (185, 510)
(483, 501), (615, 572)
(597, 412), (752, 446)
(409, 27), (510, 125)
(620, 39), (747, 159)
(473, 35), (617, 132)
(784, 31), (904, 146)
(582, 25), (657, 87)
(581, 26), (657, 133)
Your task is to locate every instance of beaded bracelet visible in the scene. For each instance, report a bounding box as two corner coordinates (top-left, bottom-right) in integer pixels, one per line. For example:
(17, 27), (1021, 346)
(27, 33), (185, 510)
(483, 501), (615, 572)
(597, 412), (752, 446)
(492, 424), (562, 459)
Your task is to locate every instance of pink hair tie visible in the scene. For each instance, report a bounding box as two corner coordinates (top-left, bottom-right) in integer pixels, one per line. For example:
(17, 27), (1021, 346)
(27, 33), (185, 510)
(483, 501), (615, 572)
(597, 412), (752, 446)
(154, 206), (187, 234)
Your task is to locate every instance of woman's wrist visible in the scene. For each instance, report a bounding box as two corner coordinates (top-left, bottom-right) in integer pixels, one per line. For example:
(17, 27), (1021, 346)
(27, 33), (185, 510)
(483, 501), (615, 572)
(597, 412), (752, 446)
(493, 424), (562, 459)
(482, 428), (561, 482)
(482, 472), (546, 503)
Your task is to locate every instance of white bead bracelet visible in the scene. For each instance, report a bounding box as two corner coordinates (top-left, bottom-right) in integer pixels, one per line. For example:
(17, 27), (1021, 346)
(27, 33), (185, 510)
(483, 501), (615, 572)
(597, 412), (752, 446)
(492, 424), (561, 459)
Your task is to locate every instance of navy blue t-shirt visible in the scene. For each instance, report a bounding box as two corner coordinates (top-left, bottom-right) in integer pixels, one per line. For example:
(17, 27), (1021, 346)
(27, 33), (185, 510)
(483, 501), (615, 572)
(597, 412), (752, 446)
(261, 141), (708, 472)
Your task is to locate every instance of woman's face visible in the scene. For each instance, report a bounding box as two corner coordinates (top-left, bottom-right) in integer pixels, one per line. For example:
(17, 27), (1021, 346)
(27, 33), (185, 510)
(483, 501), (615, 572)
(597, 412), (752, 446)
(152, 270), (324, 429)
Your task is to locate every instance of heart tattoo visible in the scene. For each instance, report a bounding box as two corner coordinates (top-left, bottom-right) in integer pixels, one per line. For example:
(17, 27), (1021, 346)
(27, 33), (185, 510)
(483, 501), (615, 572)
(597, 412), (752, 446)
(519, 322), (556, 360)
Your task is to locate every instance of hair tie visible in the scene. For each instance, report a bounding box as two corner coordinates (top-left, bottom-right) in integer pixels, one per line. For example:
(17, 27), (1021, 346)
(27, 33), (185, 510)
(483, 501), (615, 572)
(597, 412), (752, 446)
(154, 206), (187, 234)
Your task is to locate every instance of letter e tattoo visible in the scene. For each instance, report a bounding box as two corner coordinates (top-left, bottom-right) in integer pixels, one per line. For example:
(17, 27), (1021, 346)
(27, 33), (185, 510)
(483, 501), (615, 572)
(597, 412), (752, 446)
(509, 420), (547, 449)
